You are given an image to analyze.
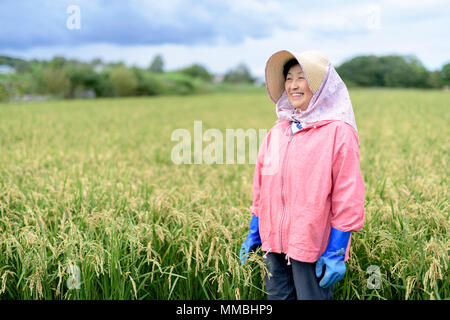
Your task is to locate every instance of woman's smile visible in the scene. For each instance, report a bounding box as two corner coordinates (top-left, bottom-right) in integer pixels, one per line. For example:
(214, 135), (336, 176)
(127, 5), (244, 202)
(284, 64), (313, 111)
(290, 92), (304, 99)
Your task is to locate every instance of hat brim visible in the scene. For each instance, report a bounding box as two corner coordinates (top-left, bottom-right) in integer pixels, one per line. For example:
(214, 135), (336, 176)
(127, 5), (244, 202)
(265, 50), (301, 103)
(265, 49), (328, 103)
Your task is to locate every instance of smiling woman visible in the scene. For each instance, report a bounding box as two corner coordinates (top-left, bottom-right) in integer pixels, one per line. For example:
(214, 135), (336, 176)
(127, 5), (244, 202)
(283, 59), (314, 111)
(240, 49), (365, 300)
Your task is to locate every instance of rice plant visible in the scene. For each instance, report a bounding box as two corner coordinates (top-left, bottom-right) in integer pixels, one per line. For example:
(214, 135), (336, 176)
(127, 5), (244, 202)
(0, 88), (448, 299)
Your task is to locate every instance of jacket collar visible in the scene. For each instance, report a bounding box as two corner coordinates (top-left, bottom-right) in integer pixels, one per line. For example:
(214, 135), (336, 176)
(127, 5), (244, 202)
(279, 119), (335, 136)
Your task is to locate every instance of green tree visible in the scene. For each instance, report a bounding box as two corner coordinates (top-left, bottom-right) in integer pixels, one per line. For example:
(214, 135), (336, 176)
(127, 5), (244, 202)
(337, 55), (382, 87)
(132, 67), (168, 96)
(223, 63), (255, 83)
(41, 68), (71, 97)
(149, 54), (164, 73)
(66, 64), (100, 97)
(440, 62), (450, 86)
(48, 56), (67, 69)
(0, 83), (11, 102)
(425, 70), (443, 88)
(337, 54), (433, 88)
(178, 64), (212, 82)
(379, 55), (411, 87)
(403, 55), (429, 87)
(109, 67), (138, 96)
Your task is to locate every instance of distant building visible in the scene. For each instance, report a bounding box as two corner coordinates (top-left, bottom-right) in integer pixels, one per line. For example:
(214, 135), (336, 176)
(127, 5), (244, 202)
(213, 74), (224, 84)
(0, 65), (16, 74)
(94, 64), (105, 73)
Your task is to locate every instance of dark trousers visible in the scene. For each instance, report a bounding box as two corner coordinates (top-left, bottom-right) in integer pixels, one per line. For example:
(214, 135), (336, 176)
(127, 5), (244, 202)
(263, 252), (334, 300)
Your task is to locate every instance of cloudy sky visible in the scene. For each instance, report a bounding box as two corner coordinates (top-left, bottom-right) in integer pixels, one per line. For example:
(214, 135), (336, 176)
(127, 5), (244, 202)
(1, 0), (449, 78)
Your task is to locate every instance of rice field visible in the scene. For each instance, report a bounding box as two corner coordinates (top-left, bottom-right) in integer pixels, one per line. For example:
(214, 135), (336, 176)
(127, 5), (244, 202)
(0, 88), (448, 300)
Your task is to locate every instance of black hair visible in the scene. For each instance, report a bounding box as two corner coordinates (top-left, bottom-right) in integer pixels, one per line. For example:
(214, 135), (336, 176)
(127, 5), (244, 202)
(283, 58), (300, 80)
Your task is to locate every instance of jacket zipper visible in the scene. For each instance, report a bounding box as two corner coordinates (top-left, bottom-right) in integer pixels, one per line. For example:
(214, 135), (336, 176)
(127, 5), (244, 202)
(279, 125), (294, 252)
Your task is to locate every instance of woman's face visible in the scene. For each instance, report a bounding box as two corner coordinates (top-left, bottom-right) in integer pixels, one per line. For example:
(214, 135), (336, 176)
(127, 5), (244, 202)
(284, 64), (313, 111)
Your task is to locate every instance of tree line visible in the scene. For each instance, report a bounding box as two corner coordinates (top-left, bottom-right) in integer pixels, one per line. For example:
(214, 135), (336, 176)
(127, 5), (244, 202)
(0, 54), (257, 102)
(336, 55), (449, 89)
(0, 53), (448, 102)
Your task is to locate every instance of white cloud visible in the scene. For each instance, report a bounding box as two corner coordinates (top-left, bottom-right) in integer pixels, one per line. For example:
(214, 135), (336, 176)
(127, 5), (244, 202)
(1, 0), (448, 77)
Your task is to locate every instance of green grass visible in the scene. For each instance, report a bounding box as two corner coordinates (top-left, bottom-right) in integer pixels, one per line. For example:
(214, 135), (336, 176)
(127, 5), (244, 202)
(0, 88), (448, 299)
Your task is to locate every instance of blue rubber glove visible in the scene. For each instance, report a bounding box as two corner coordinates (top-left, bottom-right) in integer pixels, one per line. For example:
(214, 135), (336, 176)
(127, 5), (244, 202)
(240, 215), (262, 264)
(315, 227), (351, 288)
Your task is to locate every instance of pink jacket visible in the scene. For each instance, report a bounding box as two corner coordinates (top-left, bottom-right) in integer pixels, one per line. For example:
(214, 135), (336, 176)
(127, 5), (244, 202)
(250, 119), (365, 262)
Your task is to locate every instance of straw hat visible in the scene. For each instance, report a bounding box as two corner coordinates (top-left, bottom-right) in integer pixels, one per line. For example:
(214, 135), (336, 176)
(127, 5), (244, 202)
(265, 50), (329, 103)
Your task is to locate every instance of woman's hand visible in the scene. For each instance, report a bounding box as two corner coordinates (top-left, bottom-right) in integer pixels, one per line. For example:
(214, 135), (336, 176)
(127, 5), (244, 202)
(240, 215), (262, 264)
(315, 228), (351, 288)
